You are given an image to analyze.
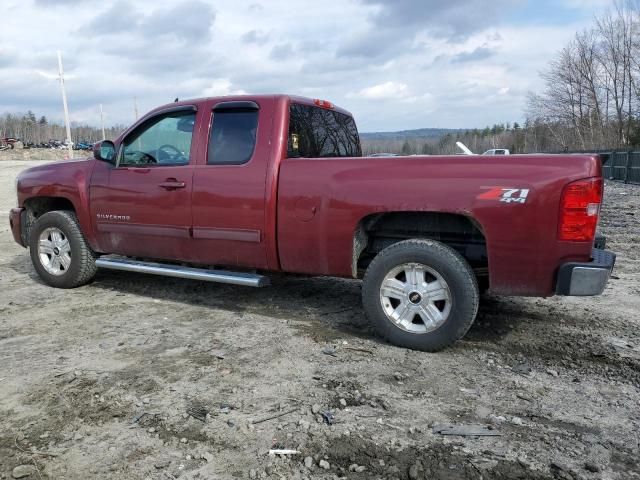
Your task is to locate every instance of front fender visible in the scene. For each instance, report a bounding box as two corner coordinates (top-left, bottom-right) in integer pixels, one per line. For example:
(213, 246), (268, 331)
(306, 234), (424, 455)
(17, 158), (99, 251)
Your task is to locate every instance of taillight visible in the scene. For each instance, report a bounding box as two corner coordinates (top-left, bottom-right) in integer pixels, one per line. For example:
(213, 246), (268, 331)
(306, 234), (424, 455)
(558, 177), (603, 241)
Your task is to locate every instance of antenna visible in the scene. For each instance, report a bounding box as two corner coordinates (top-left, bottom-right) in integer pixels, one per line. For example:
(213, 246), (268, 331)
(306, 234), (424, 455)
(134, 96), (139, 120)
(57, 51), (73, 158)
(99, 103), (106, 140)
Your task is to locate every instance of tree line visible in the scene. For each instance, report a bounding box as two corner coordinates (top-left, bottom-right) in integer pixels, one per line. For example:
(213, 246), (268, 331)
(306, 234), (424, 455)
(0, 111), (125, 145)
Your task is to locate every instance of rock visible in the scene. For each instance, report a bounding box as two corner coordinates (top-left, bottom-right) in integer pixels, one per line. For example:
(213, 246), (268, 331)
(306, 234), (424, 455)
(547, 369), (559, 377)
(321, 410), (335, 425)
(511, 416), (525, 426)
(73, 432), (83, 441)
(299, 419), (311, 430)
(202, 452), (214, 463)
(319, 459), (330, 470)
(355, 465), (366, 472)
(12, 465), (37, 479)
(249, 468), (257, 479)
(180, 437), (188, 444)
(304, 456), (314, 469)
(488, 414), (507, 424)
(408, 462), (420, 479)
(512, 362), (532, 374)
(148, 427), (155, 433)
(349, 464), (359, 472)
(339, 398), (347, 408)
(154, 460), (170, 469)
(550, 461), (576, 480)
(311, 404), (321, 414)
(584, 462), (601, 473)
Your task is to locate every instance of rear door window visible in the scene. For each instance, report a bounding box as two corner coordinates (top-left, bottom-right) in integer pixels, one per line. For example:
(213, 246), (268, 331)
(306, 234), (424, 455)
(208, 110), (259, 165)
(287, 103), (361, 158)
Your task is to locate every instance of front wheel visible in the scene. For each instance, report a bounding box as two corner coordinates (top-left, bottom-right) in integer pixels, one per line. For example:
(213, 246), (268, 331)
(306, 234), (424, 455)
(29, 210), (98, 288)
(362, 239), (479, 351)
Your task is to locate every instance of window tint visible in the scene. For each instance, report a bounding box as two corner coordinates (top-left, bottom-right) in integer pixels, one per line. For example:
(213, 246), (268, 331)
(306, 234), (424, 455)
(121, 111), (195, 166)
(208, 110), (259, 165)
(287, 104), (361, 158)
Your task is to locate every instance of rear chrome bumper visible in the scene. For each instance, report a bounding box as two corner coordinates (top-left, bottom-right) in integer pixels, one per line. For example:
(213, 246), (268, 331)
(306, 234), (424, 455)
(9, 207), (26, 248)
(556, 248), (616, 296)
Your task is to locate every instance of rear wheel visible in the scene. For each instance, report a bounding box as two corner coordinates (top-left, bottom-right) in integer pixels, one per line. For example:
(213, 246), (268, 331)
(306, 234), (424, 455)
(362, 239), (479, 351)
(29, 210), (97, 288)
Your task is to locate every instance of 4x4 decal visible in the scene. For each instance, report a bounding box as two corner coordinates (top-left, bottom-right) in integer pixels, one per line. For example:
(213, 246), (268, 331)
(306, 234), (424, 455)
(478, 187), (530, 204)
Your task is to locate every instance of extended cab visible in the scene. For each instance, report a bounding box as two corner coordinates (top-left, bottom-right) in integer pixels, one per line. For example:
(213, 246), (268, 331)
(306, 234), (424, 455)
(9, 95), (616, 351)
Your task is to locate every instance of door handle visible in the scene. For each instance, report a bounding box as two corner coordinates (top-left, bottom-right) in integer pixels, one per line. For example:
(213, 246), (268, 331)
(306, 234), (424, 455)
(158, 179), (186, 190)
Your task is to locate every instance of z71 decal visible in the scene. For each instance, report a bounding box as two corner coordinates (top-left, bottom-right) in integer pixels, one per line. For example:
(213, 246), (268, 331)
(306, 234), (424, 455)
(477, 187), (530, 204)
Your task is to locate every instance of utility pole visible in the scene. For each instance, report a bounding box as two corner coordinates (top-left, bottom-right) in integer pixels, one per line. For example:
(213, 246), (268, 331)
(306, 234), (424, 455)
(57, 51), (73, 158)
(133, 96), (139, 120)
(99, 103), (106, 140)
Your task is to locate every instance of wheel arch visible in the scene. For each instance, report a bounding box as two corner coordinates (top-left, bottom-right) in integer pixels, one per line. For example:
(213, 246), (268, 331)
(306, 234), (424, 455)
(22, 196), (93, 248)
(352, 211), (489, 288)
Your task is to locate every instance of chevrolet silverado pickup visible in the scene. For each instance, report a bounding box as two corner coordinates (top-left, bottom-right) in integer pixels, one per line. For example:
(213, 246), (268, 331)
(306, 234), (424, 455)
(9, 95), (616, 351)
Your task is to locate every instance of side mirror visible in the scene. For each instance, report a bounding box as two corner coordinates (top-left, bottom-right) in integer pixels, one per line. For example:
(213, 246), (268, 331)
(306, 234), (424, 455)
(93, 140), (116, 163)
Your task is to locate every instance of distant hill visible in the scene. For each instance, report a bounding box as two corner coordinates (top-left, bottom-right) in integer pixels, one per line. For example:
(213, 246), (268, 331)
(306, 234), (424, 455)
(360, 127), (466, 140)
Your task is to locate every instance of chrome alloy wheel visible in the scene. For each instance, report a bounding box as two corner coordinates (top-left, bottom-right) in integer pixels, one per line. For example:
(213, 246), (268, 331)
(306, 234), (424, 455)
(38, 227), (71, 276)
(379, 262), (452, 334)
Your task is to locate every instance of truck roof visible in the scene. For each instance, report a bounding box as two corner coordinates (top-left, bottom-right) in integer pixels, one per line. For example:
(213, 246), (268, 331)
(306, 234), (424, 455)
(149, 94), (355, 119)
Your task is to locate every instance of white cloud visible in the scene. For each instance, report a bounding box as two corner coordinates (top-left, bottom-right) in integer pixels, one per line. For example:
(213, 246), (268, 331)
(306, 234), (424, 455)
(358, 81), (409, 100)
(202, 79), (247, 97)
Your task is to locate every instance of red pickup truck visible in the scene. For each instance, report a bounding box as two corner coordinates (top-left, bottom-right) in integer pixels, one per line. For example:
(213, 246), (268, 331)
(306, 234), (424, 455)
(9, 95), (615, 351)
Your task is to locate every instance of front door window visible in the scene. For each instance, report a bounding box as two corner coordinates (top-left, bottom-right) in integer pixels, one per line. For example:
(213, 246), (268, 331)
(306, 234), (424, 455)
(121, 111), (196, 166)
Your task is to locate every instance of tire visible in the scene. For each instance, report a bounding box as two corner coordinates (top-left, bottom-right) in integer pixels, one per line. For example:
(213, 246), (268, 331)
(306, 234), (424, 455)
(29, 210), (97, 288)
(362, 239), (479, 352)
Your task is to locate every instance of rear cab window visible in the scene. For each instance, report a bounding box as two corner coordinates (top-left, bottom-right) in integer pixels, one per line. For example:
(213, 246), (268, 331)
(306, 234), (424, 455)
(287, 103), (362, 158)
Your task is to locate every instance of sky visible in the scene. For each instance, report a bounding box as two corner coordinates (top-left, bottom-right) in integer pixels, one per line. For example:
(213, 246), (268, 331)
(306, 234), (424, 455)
(0, 0), (613, 132)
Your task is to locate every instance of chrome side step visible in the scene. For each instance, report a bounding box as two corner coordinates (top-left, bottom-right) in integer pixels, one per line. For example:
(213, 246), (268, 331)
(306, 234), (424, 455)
(95, 256), (270, 287)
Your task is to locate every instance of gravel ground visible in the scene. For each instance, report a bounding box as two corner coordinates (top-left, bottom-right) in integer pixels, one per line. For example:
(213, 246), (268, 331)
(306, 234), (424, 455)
(0, 149), (78, 162)
(1, 159), (639, 480)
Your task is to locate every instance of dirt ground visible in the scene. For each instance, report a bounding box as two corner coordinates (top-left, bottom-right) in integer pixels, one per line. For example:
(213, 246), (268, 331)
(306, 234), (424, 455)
(0, 149), (77, 162)
(1, 158), (639, 480)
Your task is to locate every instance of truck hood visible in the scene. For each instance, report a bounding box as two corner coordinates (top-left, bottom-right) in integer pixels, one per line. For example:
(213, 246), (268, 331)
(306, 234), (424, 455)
(18, 157), (94, 181)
